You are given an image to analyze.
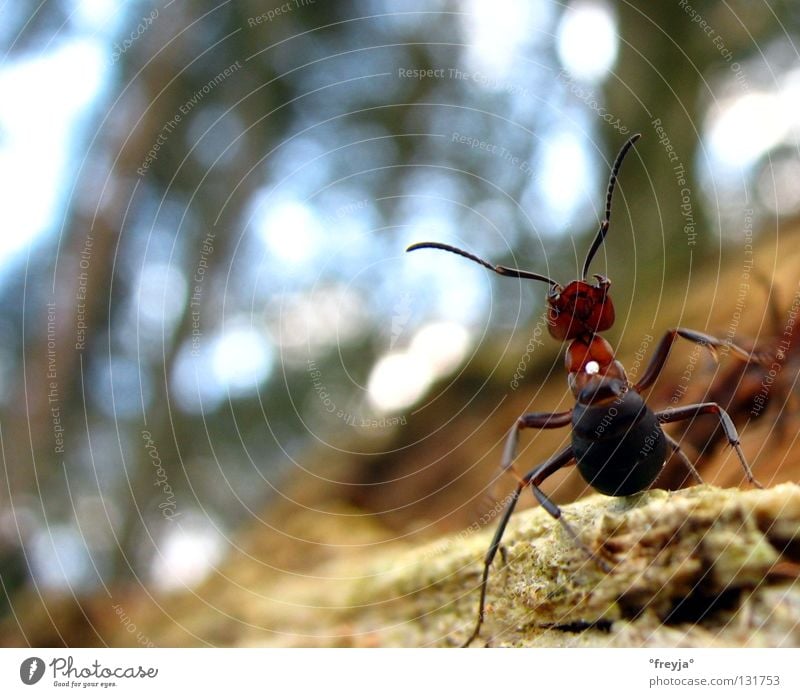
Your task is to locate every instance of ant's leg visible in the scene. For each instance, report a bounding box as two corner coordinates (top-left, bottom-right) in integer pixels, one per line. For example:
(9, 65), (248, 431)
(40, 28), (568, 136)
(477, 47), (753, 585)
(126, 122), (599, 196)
(501, 410), (573, 471)
(462, 445), (575, 648)
(663, 431), (704, 484)
(634, 328), (766, 393)
(529, 485), (612, 573)
(657, 403), (764, 488)
(464, 409), (572, 646)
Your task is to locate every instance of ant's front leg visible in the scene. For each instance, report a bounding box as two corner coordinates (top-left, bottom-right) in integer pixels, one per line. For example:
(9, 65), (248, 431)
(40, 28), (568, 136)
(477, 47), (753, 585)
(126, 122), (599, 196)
(501, 410), (573, 471)
(633, 328), (766, 393)
(500, 410), (605, 571)
(463, 445), (576, 648)
(657, 403), (764, 488)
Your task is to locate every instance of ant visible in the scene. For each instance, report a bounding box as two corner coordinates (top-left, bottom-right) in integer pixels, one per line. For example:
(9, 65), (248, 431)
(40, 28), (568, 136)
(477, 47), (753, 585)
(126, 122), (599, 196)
(407, 133), (766, 647)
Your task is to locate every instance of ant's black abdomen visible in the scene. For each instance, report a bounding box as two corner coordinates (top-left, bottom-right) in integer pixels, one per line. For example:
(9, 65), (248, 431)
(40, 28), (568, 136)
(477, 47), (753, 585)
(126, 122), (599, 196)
(571, 390), (667, 496)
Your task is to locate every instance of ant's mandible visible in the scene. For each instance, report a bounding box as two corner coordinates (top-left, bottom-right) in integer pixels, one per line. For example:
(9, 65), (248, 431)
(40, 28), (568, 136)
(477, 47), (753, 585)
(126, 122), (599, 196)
(407, 133), (765, 647)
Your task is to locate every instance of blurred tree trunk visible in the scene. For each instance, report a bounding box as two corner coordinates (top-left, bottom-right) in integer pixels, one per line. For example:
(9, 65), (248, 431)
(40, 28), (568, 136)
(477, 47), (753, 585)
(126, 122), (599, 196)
(605, 0), (788, 306)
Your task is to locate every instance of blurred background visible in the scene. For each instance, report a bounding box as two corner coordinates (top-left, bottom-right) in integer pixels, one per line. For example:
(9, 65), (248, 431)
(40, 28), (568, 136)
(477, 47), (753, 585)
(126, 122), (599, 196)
(2, 0), (800, 646)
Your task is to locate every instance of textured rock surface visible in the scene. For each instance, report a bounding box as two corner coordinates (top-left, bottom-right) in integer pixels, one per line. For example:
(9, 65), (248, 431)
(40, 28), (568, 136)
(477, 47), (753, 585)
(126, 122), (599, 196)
(304, 483), (800, 647)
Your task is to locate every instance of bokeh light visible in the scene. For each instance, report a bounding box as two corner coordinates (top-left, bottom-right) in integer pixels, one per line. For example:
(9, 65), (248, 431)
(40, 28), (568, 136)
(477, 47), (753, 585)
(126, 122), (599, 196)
(556, 1), (618, 83)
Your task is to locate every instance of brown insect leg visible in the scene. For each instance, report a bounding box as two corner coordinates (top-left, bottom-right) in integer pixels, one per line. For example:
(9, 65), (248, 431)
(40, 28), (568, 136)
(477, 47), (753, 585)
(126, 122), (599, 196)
(657, 403), (763, 488)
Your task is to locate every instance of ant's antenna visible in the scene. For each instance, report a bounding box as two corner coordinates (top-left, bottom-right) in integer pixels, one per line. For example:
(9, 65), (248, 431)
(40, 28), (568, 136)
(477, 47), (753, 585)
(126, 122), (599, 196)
(582, 133), (641, 280)
(406, 242), (559, 287)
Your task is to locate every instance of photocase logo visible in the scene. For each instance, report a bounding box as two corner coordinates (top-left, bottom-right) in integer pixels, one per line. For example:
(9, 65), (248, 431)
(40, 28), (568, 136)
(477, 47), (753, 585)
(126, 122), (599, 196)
(20, 657), (45, 685)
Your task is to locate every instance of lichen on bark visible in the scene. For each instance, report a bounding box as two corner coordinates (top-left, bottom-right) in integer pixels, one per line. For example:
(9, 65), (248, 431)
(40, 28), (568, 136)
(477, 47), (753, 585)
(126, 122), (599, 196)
(339, 483), (800, 647)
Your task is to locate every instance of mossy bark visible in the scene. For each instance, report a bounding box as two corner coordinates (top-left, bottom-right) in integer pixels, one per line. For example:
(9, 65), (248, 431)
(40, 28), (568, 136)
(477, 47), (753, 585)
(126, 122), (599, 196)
(323, 483), (800, 647)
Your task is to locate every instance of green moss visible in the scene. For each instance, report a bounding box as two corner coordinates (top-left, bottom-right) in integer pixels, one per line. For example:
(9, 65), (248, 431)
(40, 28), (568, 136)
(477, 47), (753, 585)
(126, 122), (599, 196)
(340, 483), (800, 647)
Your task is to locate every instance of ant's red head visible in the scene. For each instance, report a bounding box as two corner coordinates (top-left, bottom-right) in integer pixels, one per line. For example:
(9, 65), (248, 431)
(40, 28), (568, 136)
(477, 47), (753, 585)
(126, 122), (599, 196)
(407, 134), (639, 343)
(546, 275), (614, 341)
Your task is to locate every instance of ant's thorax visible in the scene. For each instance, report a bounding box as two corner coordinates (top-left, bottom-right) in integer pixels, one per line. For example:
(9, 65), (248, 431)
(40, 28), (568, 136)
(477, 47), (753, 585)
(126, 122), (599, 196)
(566, 335), (629, 399)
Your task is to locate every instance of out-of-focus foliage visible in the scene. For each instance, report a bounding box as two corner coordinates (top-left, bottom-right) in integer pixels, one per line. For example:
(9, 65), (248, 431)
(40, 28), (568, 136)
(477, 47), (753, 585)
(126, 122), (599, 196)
(1, 0), (799, 615)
